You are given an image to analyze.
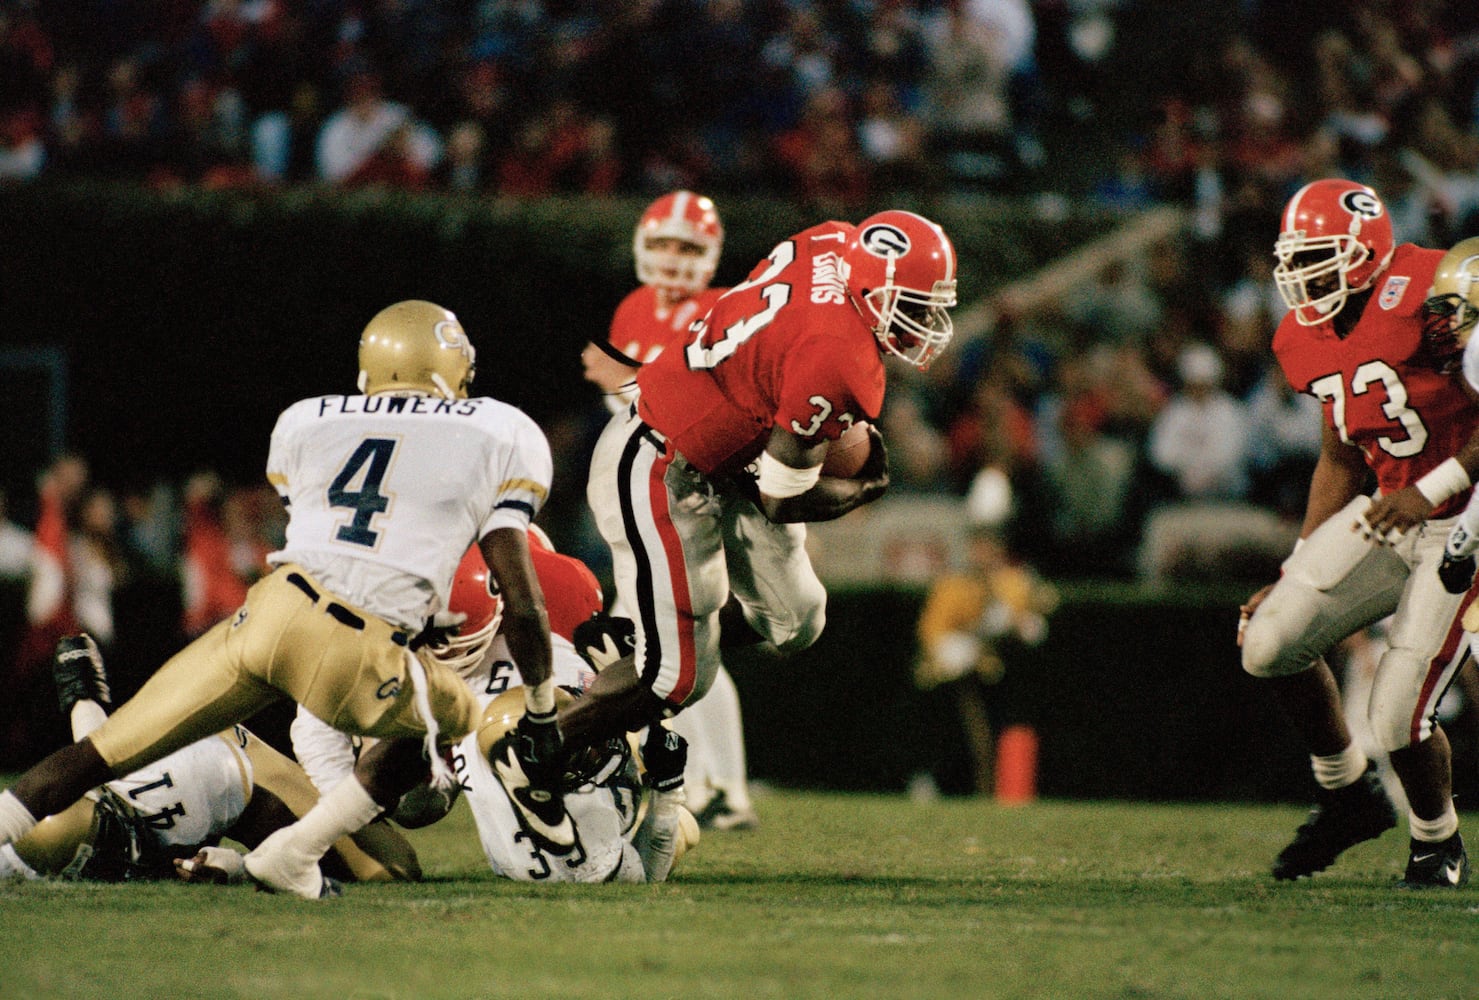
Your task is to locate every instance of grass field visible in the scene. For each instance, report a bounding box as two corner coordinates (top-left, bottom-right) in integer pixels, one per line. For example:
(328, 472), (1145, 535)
(0, 790), (1475, 1000)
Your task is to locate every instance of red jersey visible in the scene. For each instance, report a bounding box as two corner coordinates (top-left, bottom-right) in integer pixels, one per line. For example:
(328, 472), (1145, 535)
(608, 285), (726, 364)
(636, 221), (886, 475)
(1274, 243), (1478, 517)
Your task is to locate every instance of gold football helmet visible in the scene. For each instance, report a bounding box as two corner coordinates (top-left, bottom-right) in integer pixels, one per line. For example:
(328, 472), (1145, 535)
(356, 299), (476, 399)
(12, 797), (100, 876)
(1424, 236), (1479, 357)
(12, 791), (148, 880)
(477, 687), (637, 792)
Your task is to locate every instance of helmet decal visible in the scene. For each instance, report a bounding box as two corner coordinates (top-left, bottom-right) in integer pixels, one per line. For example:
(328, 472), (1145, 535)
(859, 223), (911, 259)
(1340, 189), (1384, 220)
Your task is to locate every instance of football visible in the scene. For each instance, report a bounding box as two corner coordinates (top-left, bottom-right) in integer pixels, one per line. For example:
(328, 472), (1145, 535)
(821, 421), (872, 478)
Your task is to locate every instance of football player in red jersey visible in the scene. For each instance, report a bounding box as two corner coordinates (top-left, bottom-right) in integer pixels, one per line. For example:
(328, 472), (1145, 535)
(581, 191), (759, 829)
(581, 191), (728, 413)
(566, 210), (957, 747)
(1238, 179), (1479, 888)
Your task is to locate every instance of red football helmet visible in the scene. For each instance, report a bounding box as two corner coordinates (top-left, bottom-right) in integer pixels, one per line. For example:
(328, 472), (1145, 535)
(633, 190), (723, 295)
(530, 545), (603, 644)
(1273, 179), (1395, 326)
(843, 210), (958, 369)
(435, 545), (503, 673)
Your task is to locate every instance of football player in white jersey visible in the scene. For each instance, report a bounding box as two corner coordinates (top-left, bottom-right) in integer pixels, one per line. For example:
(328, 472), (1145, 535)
(0, 635), (418, 886)
(291, 534), (698, 882)
(0, 300), (570, 899)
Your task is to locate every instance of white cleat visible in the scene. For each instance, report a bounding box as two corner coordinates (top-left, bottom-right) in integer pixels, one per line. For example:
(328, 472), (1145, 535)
(243, 828), (343, 900)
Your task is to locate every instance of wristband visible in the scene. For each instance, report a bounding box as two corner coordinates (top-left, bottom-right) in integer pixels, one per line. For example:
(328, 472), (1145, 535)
(757, 450), (821, 499)
(524, 678), (556, 716)
(1415, 458), (1471, 506)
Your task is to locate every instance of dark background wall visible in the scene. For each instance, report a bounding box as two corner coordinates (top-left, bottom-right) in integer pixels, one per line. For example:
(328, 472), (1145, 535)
(0, 183), (1106, 500)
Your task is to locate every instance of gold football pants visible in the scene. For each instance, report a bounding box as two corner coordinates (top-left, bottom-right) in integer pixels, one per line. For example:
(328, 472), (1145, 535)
(89, 564), (478, 775)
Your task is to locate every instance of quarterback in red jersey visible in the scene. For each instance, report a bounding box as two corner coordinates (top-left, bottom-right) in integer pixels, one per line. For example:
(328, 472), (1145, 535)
(1239, 179), (1479, 888)
(566, 210), (957, 744)
(582, 191), (728, 413)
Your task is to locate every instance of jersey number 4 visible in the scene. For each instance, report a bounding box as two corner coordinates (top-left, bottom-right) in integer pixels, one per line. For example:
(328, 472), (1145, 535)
(329, 437), (399, 546)
(1309, 361), (1427, 457)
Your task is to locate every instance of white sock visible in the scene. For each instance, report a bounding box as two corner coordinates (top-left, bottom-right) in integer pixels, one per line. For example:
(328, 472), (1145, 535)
(1409, 803), (1459, 844)
(70, 700), (108, 742)
(282, 777), (382, 860)
(1310, 744), (1368, 790)
(669, 666), (752, 812)
(0, 790), (39, 846)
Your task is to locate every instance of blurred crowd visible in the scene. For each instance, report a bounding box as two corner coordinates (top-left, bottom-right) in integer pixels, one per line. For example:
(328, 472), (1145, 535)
(2, 1), (1479, 764)
(0, 1), (1475, 563)
(0, 455), (285, 767)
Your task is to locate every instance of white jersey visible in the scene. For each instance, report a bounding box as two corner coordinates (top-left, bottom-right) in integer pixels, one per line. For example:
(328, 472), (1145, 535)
(454, 642), (647, 882)
(0, 729), (253, 880)
(458, 633), (596, 709)
(453, 729), (644, 883)
(106, 729), (254, 848)
(266, 393), (552, 630)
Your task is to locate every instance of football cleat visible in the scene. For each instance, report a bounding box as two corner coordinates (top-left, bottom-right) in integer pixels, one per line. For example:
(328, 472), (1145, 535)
(573, 614), (636, 672)
(488, 715), (578, 856)
(1272, 765), (1397, 880)
(1399, 833), (1470, 889)
(694, 789), (760, 832)
(244, 828), (344, 900)
(53, 634), (112, 714)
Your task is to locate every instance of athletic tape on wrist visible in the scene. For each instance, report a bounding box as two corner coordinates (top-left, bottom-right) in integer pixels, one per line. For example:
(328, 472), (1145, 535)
(1416, 458), (1471, 506)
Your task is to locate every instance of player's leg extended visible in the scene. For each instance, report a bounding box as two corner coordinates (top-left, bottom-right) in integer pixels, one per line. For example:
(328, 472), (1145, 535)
(720, 500), (826, 652)
(577, 415), (726, 741)
(1369, 525), (1472, 887)
(668, 664), (757, 829)
(0, 617), (278, 848)
(1241, 498), (1406, 878)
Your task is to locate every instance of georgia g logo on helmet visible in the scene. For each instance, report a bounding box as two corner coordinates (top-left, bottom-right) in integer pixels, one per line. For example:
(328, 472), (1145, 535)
(1340, 189), (1384, 221)
(859, 223), (911, 259)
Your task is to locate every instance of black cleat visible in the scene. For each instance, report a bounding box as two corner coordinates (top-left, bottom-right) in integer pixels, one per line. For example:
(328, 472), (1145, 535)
(488, 720), (578, 856)
(694, 788), (760, 832)
(1272, 765), (1397, 880)
(53, 634), (112, 714)
(1399, 833), (1470, 889)
(572, 614), (636, 672)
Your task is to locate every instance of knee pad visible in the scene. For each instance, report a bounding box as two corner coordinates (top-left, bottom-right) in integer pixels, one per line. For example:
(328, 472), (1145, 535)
(772, 602), (825, 653)
(1367, 650), (1431, 752)
(1240, 606), (1315, 679)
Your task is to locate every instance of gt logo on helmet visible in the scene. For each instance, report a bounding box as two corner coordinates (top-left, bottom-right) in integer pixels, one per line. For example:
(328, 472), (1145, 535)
(433, 319), (469, 351)
(859, 224), (911, 258)
(1341, 190), (1384, 220)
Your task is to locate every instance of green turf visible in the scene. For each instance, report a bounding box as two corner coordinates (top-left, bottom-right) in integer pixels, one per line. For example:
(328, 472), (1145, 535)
(0, 792), (1474, 1000)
